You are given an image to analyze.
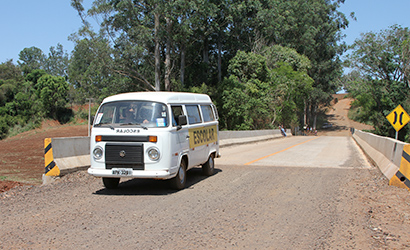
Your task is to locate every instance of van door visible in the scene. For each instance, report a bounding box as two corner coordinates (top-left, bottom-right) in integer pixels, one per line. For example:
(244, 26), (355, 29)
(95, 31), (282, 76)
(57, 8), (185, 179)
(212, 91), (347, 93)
(185, 104), (207, 166)
(171, 105), (189, 168)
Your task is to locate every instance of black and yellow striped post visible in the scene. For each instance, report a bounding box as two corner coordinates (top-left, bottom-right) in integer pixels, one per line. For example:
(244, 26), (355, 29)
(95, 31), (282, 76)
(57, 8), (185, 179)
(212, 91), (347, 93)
(44, 138), (60, 176)
(389, 144), (410, 190)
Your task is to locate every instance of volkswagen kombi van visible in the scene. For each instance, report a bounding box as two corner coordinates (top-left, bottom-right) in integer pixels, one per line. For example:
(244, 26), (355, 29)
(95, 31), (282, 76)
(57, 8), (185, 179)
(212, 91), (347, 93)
(88, 92), (219, 190)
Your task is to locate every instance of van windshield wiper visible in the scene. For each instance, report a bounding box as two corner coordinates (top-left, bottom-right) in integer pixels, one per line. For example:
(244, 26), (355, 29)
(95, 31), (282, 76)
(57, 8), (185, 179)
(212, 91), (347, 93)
(120, 122), (148, 130)
(94, 123), (115, 130)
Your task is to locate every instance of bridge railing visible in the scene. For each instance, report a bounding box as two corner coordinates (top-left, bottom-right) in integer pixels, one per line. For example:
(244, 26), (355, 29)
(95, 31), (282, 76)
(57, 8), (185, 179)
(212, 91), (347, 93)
(352, 128), (410, 190)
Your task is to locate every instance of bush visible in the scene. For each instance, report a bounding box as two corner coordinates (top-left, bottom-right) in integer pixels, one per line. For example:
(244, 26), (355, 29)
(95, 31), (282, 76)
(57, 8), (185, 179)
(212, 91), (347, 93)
(0, 116), (10, 139)
(56, 107), (74, 124)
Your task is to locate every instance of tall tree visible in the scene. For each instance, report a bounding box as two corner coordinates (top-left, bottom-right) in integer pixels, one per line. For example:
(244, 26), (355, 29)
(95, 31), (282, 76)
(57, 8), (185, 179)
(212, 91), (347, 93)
(18, 47), (46, 74)
(44, 44), (70, 78)
(35, 75), (70, 119)
(345, 25), (410, 138)
(220, 47), (313, 130)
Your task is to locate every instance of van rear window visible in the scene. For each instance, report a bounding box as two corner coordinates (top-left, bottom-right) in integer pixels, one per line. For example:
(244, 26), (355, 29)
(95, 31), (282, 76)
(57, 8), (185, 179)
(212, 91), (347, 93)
(201, 105), (215, 122)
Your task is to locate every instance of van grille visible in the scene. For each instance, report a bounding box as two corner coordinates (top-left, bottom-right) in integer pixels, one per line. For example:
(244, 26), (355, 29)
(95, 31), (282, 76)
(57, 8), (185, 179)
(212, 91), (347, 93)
(105, 144), (144, 170)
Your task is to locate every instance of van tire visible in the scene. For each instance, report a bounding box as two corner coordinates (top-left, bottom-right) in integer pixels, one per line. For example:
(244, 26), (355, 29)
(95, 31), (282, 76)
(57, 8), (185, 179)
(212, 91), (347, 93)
(102, 177), (120, 189)
(202, 154), (215, 176)
(170, 160), (187, 190)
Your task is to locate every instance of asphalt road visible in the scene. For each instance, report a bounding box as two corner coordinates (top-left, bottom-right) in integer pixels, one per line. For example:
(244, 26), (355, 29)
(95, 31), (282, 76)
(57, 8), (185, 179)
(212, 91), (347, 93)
(0, 136), (375, 249)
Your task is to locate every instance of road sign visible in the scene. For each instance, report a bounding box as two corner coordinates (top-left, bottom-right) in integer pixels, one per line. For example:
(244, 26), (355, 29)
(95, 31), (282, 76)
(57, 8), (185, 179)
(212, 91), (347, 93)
(386, 104), (410, 132)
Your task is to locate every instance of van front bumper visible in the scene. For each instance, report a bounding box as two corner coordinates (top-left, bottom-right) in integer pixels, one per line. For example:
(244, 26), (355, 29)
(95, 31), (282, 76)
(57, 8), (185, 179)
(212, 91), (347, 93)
(87, 167), (177, 179)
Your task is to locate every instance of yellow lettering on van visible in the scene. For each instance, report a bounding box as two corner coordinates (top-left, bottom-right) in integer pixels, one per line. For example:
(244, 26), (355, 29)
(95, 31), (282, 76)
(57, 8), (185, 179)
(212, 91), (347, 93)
(188, 125), (218, 148)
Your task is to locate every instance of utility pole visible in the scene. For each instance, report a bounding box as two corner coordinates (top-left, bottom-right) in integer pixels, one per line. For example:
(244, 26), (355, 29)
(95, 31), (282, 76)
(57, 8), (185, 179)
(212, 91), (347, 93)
(86, 98), (94, 137)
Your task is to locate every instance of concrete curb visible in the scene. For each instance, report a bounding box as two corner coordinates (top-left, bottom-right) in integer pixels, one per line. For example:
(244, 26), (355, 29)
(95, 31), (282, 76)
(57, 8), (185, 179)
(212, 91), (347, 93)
(352, 130), (409, 190)
(42, 137), (90, 185)
(353, 133), (399, 179)
(220, 134), (286, 148)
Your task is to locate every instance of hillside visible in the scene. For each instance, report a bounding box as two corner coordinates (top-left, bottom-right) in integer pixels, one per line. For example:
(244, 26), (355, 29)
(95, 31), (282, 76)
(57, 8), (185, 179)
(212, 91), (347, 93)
(0, 122), (88, 191)
(319, 94), (373, 136)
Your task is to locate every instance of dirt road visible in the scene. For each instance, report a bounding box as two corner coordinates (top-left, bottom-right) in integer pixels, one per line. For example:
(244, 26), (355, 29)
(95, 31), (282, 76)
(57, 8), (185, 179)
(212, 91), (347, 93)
(1, 136), (410, 249)
(319, 94), (373, 136)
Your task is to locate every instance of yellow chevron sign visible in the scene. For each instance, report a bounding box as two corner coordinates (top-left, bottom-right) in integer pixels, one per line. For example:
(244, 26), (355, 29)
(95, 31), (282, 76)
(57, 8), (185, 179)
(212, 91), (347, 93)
(44, 138), (60, 176)
(386, 105), (410, 131)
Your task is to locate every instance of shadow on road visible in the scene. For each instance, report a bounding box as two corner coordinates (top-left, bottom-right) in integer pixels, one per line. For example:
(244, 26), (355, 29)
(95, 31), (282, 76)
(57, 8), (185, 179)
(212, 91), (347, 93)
(93, 168), (222, 196)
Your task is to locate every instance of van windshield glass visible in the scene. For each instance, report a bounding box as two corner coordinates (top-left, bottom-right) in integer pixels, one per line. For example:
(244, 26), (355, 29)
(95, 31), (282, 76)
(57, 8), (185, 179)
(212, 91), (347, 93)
(94, 101), (168, 128)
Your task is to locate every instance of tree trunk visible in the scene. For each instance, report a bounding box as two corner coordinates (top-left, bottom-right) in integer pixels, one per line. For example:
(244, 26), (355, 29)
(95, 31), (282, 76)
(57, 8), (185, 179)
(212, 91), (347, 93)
(154, 12), (161, 91)
(312, 104), (317, 130)
(304, 100), (308, 127)
(164, 17), (172, 91)
(180, 43), (186, 87)
(203, 36), (209, 84)
(217, 33), (222, 82)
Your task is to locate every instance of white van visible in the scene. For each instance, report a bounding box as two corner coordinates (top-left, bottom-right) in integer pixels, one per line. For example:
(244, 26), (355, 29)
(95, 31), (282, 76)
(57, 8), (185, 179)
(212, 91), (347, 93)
(88, 92), (220, 190)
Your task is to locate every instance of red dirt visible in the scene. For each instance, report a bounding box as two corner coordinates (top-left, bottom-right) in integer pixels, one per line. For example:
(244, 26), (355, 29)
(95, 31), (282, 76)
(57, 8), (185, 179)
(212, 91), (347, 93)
(0, 121), (88, 189)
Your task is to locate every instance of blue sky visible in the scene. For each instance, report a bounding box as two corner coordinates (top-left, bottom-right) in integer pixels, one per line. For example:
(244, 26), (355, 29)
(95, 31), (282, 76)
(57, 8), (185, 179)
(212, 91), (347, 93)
(339, 0), (410, 46)
(0, 0), (92, 63)
(0, 0), (410, 64)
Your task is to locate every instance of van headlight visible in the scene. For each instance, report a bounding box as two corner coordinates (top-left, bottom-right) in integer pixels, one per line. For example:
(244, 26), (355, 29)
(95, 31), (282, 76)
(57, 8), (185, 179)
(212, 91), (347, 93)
(147, 147), (160, 161)
(93, 146), (104, 160)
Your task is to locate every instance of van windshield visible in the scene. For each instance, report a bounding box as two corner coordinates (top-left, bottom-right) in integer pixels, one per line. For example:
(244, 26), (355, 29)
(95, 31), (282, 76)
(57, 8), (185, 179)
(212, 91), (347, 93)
(94, 101), (169, 128)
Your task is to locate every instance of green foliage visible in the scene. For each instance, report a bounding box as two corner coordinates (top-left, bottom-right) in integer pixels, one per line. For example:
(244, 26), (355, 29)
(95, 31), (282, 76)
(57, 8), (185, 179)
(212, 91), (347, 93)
(68, 37), (133, 104)
(219, 48), (313, 130)
(345, 25), (410, 140)
(44, 44), (69, 78)
(18, 47), (46, 74)
(0, 59), (72, 139)
(36, 75), (70, 119)
(70, 0), (347, 99)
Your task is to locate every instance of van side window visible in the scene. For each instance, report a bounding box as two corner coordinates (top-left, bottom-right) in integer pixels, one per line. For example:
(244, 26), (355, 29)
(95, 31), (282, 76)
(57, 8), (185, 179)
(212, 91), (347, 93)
(171, 105), (184, 126)
(201, 105), (215, 122)
(186, 105), (202, 124)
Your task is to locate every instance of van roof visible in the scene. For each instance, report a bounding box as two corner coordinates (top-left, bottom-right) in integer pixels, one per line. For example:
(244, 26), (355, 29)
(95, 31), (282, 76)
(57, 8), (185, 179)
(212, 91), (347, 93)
(102, 91), (213, 104)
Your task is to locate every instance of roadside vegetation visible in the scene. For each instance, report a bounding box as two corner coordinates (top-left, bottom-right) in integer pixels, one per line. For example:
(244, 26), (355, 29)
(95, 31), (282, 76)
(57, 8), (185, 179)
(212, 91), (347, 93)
(0, 0), (409, 141)
(343, 25), (410, 141)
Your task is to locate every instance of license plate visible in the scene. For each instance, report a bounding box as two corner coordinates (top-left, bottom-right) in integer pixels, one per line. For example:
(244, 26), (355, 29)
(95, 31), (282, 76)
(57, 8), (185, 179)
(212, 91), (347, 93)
(111, 168), (133, 176)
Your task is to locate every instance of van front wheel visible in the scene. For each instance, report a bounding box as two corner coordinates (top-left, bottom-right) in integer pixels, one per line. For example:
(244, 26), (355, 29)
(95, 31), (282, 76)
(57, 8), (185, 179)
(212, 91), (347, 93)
(170, 160), (187, 190)
(202, 154), (215, 176)
(102, 177), (120, 189)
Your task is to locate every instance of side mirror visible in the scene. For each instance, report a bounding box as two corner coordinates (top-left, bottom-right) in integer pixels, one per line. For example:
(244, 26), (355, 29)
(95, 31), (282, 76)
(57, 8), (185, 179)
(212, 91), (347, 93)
(90, 116), (94, 125)
(177, 115), (187, 130)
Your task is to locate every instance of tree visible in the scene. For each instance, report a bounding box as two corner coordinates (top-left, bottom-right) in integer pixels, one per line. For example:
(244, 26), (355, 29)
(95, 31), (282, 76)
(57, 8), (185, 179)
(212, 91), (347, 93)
(68, 36), (122, 103)
(18, 47), (46, 74)
(44, 44), (70, 78)
(345, 25), (410, 139)
(0, 63), (45, 138)
(0, 60), (24, 105)
(347, 25), (410, 86)
(35, 74), (70, 119)
(73, 0), (160, 90)
(220, 47), (313, 130)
